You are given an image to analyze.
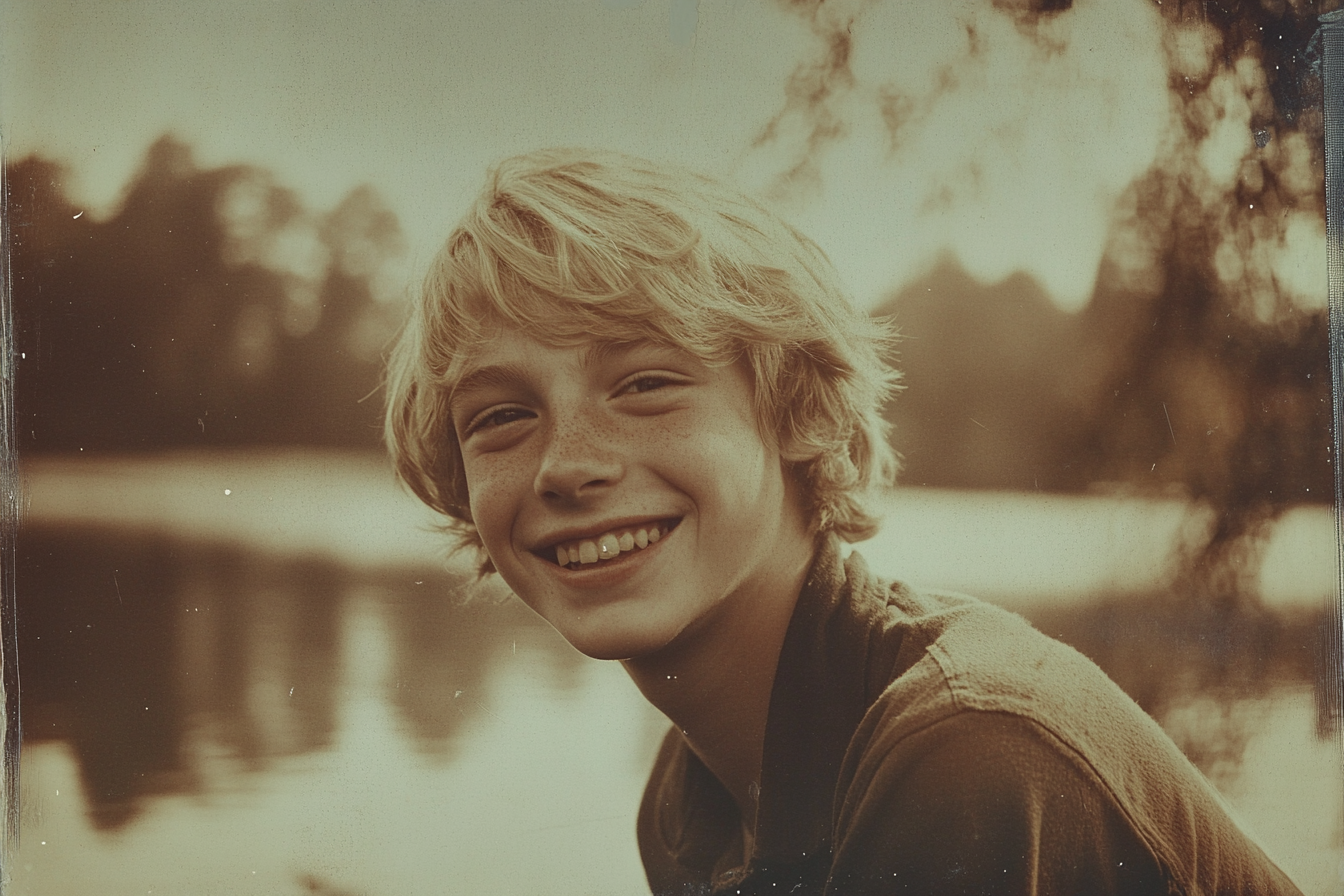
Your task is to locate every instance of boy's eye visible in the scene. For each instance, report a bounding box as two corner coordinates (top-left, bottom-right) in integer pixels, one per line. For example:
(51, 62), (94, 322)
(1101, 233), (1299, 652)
(618, 374), (676, 395)
(465, 406), (531, 435)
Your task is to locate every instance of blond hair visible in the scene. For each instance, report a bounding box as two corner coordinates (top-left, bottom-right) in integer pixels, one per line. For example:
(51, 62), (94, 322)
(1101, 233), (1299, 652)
(385, 148), (899, 569)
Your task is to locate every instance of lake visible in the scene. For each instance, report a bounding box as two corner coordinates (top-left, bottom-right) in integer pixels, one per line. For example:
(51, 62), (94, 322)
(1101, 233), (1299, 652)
(8, 451), (1342, 895)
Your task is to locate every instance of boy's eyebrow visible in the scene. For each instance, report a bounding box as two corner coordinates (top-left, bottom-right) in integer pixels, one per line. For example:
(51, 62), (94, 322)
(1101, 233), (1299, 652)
(448, 363), (531, 406)
(450, 341), (654, 406)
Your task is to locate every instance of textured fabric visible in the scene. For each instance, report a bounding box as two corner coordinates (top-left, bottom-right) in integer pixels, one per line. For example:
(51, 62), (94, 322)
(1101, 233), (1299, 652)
(637, 538), (1304, 896)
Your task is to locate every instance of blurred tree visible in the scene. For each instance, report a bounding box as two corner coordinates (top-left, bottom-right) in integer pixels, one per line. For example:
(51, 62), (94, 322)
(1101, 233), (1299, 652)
(8, 135), (404, 451)
(1081, 1), (1332, 593)
(768, 0), (1332, 603)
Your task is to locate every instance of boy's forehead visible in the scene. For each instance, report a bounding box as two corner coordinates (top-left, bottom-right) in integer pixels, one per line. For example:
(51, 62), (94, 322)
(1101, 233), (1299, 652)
(446, 326), (727, 390)
(453, 322), (594, 367)
(454, 329), (660, 370)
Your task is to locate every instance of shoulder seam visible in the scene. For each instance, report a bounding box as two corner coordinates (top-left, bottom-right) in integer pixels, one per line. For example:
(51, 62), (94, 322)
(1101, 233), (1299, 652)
(922, 636), (1187, 890)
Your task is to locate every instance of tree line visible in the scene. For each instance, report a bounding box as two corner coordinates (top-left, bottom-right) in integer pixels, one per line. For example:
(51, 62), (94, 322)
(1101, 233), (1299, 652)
(9, 135), (404, 451)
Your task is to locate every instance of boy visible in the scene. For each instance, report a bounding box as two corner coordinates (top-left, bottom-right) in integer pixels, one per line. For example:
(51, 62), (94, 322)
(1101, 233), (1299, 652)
(384, 149), (1302, 895)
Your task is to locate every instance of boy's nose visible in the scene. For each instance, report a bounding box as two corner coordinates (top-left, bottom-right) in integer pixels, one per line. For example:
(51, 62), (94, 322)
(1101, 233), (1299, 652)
(533, 417), (623, 501)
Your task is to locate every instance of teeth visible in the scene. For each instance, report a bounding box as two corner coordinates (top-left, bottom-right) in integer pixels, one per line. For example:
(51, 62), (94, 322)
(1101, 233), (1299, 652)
(552, 522), (673, 567)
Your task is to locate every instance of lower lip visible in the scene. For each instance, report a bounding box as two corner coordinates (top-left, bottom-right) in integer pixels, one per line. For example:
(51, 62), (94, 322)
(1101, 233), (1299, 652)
(543, 526), (674, 588)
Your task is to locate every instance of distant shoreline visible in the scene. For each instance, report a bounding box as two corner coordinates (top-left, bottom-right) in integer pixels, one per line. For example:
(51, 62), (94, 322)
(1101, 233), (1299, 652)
(18, 449), (1336, 613)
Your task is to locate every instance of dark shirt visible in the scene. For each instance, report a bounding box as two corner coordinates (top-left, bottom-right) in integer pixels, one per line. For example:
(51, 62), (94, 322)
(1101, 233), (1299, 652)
(637, 538), (1304, 896)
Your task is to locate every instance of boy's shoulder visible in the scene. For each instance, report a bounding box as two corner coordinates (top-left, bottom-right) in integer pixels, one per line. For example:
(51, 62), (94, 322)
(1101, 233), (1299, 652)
(836, 558), (1300, 895)
(637, 542), (1302, 896)
(858, 577), (1151, 757)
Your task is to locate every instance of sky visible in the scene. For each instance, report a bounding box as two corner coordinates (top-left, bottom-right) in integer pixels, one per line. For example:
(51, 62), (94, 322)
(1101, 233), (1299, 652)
(1, 0), (1199, 312)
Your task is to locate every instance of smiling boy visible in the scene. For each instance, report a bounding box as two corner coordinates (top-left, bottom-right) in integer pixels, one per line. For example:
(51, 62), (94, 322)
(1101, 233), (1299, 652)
(385, 150), (1302, 895)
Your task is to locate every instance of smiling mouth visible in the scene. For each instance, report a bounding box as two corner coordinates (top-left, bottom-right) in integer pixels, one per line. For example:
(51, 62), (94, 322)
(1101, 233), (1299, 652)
(546, 519), (680, 569)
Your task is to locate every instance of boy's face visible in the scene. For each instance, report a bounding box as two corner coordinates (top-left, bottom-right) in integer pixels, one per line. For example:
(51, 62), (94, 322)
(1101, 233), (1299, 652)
(449, 327), (811, 661)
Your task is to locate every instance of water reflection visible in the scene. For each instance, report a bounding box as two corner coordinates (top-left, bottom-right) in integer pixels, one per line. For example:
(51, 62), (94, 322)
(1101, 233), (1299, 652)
(17, 525), (586, 830)
(381, 575), (588, 760)
(21, 528), (193, 829)
(13, 524), (1341, 895)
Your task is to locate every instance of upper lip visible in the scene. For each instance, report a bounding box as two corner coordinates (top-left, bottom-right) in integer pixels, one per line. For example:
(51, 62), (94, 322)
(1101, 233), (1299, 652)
(529, 516), (680, 553)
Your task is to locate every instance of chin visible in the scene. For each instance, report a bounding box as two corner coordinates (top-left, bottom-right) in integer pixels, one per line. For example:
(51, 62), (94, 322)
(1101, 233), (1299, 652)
(551, 610), (684, 662)
(562, 628), (675, 662)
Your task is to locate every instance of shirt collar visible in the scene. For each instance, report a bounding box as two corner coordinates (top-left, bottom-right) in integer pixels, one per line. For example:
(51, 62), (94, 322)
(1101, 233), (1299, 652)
(751, 535), (891, 865)
(642, 536), (901, 884)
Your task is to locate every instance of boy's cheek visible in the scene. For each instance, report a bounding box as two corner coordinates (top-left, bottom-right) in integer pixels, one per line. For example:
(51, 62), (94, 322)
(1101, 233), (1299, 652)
(464, 457), (534, 529)
(461, 469), (504, 532)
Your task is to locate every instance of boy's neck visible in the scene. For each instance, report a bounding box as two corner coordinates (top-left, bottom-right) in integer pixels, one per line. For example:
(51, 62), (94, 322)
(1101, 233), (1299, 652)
(622, 538), (817, 831)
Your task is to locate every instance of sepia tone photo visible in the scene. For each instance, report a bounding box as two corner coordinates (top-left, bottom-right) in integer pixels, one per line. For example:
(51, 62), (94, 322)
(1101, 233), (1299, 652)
(1, 1), (1340, 893)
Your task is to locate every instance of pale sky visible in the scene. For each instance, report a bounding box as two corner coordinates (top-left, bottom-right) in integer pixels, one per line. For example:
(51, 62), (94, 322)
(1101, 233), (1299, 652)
(2, 0), (1179, 311)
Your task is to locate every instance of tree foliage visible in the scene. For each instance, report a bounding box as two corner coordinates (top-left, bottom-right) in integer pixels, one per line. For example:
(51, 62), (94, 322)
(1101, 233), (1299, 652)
(763, 0), (1333, 599)
(8, 135), (405, 451)
(1083, 0), (1332, 588)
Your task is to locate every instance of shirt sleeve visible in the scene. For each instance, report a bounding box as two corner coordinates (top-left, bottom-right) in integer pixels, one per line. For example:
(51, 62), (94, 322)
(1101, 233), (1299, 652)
(825, 710), (1173, 896)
